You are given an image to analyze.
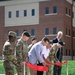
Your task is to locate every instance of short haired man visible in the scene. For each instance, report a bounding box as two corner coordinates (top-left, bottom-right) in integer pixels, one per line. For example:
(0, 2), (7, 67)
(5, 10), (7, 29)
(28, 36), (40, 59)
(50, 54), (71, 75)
(16, 31), (30, 75)
(28, 37), (50, 75)
(37, 40), (53, 75)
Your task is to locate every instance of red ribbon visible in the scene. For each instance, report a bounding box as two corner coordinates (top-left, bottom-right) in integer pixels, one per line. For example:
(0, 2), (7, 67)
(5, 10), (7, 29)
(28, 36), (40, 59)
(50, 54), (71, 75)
(25, 62), (48, 72)
(48, 60), (68, 67)
(22, 60), (68, 72)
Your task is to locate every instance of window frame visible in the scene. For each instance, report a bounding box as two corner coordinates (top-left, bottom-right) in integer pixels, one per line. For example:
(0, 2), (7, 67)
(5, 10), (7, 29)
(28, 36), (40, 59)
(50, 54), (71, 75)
(8, 11), (12, 18)
(45, 28), (49, 35)
(32, 9), (35, 16)
(53, 6), (57, 13)
(16, 10), (19, 17)
(45, 7), (49, 14)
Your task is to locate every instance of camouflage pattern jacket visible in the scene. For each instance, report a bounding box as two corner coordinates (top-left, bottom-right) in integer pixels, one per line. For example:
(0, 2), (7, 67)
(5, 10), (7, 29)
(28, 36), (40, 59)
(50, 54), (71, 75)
(2, 40), (17, 65)
(16, 38), (28, 63)
(49, 43), (58, 61)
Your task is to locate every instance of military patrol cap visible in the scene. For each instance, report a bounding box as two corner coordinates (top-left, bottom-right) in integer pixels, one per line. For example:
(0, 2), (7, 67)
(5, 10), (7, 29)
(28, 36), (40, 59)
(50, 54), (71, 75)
(23, 31), (31, 37)
(8, 31), (16, 37)
(31, 37), (37, 41)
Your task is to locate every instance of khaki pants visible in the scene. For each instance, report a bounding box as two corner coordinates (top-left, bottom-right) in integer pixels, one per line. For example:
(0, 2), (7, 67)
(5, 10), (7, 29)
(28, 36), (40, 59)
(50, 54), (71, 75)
(29, 63), (37, 75)
(46, 66), (52, 75)
(30, 68), (36, 75)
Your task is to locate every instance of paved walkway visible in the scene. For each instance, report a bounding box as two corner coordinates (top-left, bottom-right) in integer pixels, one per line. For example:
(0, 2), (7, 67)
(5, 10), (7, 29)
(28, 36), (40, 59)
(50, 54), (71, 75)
(0, 74), (17, 75)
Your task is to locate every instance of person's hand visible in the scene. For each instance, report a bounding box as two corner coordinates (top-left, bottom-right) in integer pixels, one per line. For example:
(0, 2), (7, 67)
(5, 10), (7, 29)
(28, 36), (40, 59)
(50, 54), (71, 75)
(55, 60), (60, 63)
(42, 62), (47, 66)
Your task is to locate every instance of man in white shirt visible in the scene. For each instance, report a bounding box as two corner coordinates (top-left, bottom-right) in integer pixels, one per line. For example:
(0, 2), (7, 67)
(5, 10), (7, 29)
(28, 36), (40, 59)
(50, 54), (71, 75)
(37, 40), (53, 75)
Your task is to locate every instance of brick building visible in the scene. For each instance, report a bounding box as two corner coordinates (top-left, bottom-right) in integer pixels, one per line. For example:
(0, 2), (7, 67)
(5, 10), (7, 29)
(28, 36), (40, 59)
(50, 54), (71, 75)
(0, 0), (75, 59)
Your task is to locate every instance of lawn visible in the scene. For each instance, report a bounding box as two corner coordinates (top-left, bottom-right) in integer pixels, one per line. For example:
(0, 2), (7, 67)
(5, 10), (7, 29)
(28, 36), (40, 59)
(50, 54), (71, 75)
(0, 60), (5, 74)
(62, 60), (75, 75)
(0, 60), (16, 74)
(0, 60), (75, 75)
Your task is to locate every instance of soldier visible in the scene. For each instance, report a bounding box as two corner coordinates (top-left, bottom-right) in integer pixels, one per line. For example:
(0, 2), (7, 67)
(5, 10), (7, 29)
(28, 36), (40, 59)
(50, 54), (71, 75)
(28, 37), (37, 51)
(46, 41), (64, 75)
(52, 31), (64, 75)
(16, 31), (30, 75)
(2, 31), (17, 75)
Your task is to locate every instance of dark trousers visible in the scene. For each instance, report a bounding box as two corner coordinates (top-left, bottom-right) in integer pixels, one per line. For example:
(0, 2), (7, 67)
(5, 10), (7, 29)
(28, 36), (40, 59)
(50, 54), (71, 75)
(53, 49), (62, 75)
(37, 63), (43, 75)
(53, 65), (62, 75)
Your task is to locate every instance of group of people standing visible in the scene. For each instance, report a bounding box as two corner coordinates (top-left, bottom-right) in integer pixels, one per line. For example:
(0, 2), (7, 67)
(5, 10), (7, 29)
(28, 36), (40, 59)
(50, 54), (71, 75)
(2, 30), (64, 75)
(2, 31), (30, 75)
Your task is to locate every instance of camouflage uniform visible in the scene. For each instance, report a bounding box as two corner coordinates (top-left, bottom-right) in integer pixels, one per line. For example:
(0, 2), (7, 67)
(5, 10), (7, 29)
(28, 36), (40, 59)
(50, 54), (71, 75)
(28, 44), (34, 51)
(46, 43), (58, 75)
(2, 31), (17, 75)
(16, 38), (29, 75)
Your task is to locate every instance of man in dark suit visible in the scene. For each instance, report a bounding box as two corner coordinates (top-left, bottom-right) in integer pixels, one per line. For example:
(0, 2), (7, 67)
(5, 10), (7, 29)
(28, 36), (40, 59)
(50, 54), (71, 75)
(52, 31), (64, 75)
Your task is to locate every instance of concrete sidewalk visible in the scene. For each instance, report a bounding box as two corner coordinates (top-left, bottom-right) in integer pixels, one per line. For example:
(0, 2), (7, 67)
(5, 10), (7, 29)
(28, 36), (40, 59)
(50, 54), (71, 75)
(0, 74), (17, 75)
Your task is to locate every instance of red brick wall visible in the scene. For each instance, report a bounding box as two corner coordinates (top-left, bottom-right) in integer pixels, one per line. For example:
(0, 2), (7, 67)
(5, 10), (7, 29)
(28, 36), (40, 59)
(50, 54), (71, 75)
(0, 6), (5, 56)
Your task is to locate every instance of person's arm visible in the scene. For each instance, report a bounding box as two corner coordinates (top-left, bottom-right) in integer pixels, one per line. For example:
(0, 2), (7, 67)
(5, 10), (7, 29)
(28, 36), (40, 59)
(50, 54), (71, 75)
(42, 53), (52, 66)
(16, 41), (23, 61)
(35, 45), (47, 66)
(22, 43), (28, 61)
(6, 45), (17, 65)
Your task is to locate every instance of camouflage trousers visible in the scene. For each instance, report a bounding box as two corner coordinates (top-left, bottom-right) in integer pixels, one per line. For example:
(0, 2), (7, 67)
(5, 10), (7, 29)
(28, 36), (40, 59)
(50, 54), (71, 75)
(46, 66), (52, 75)
(3, 60), (14, 75)
(16, 62), (28, 75)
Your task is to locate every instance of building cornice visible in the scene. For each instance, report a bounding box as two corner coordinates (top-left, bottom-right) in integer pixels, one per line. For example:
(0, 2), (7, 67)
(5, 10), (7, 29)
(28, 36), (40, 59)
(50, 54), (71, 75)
(0, 0), (49, 6)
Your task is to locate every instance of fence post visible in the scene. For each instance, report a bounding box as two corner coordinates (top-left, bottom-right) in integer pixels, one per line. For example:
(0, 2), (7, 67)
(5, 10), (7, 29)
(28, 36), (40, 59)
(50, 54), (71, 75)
(24, 62), (25, 75)
(66, 62), (68, 75)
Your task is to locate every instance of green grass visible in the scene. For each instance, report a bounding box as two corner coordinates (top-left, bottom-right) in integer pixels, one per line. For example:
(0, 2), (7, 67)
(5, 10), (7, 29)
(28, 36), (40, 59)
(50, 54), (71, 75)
(0, 60), (5, 74)
(62, 60), (75, 75)
(0, 60), (16, 74)
(0, 60), (75, 75)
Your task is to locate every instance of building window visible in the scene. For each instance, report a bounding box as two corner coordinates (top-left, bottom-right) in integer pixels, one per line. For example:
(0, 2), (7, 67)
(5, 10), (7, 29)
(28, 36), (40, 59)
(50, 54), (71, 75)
(66, 28), (67, 35)
(45, 28), (49, 35)
(66, 49), (67, 56)
(24, 10), (27, 17)
(15, 30), (19, 36)
(16, 11), (19, 17)
(69, 49), (70, 56)
(31, 29), (35, 36)
(8, 11), (12, 18)
(53, 27), (57, 34)
(73, 31), (74, 37)
(66, 7), (68, 14)
(69, 9), (70, 15)
(73, 12), (74, 18)
(73, 50), (74, 56)
(32, 9), (35, 16)
(53, 6), (57, 13)
(69, 29), (70, 36)
(45, 7), (49, 14)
